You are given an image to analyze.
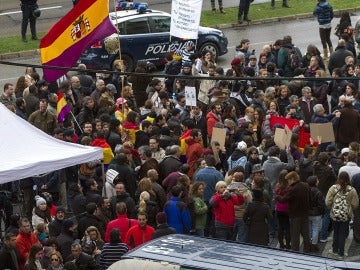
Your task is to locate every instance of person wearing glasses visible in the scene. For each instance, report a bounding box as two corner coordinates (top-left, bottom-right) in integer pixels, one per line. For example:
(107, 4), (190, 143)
(47, 250), (64, 270)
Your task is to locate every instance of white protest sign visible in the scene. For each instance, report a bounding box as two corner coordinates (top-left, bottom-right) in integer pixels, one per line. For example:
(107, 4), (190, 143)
(170, 0), (203, 39)
(185, 86), (197, 107)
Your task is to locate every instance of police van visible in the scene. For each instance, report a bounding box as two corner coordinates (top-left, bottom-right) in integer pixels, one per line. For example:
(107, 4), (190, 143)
(78, 3), (228, 71)
(108, 234), (360, 270)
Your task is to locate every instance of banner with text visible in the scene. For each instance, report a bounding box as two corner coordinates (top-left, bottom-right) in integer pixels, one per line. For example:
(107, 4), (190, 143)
(170, 0), (203, 39)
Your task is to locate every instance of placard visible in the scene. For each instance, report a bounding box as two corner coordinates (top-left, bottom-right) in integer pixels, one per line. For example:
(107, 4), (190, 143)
(185, 86), (197, 107)
(170, 0), (203, 39)
(274, 125), (292, 149)
(310, 122), (335, 143)
(211, 127), (226, 149)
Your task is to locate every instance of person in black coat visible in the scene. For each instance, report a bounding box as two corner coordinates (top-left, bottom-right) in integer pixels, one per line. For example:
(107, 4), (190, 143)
(84, 179), (102, 205)
(77, 203), (104, 240)
(152, 212), (177, 239)
(244, 189), (272, 246)
(57, 219), (76, 261)
(66, 243), (98, 270)
(110, 183), (137, 219)
(328, 39), (354, 74)
(0, 233), (20, 270)
(158, 146), (183, 181)
(108, 153), (137, 198)
(69, 183), (87, 219)
(107, 119), (122, 152)
(48, 206), (65, 238)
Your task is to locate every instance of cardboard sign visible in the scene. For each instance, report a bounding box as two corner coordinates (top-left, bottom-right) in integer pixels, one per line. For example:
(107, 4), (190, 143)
(310, 122), (335, 143)
(185, 86), (197, 107)
(210, 127), (226, 150)
(211, 141), (220, 164)
(170, 0), (203, 39)
(274, 125), (292, 149)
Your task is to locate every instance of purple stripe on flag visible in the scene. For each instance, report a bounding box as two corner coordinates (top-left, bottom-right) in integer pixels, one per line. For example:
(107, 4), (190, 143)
(58, 105), (71, 123)
(43, 17), (116, 82)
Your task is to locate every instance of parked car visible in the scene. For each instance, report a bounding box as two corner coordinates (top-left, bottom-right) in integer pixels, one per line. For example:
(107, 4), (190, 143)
(78, 5), (228, 71)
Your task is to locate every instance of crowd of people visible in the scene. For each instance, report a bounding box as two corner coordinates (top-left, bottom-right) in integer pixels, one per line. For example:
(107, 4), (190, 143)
(0, 12), (360, 269)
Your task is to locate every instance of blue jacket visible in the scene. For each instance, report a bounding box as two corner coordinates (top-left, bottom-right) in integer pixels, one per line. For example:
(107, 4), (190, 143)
(194, 167), (224, 202)
(163, 197), (191, 234)
(313, 2), (333, 25)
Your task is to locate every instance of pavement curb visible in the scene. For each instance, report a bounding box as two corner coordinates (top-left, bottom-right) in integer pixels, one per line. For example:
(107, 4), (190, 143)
(215, 7), (360, 30)
(0, 7), (358, 60)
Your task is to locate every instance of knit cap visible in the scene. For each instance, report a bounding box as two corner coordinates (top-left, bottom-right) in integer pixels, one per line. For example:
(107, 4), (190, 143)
(35, 195), (47, 207)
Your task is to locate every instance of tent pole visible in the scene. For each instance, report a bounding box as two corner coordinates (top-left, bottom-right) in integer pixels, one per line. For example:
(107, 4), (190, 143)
(101, 163), (106, 197)
(70, 111), (83, 134)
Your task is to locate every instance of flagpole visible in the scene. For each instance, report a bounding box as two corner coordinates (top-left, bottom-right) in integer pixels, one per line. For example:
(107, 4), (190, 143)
(113, 0), (125, 117)
(70, 111), (83, 134)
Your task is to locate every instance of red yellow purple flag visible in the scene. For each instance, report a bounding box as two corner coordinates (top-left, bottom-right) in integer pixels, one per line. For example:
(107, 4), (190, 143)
(40, 0), (117, 82)
(57, 91), (71, 123)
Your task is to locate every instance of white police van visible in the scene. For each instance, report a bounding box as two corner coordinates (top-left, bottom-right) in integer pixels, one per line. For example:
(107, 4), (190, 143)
(78, 2), (228, 71)
(108, 234), (360, 270)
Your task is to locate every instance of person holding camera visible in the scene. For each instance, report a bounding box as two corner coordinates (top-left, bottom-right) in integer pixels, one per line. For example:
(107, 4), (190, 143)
(210, 181), (244, 240)
(20, 0), (39, 42)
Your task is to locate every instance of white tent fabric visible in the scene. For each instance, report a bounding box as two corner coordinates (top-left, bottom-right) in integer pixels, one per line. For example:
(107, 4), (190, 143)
(0, 103), (103, 183)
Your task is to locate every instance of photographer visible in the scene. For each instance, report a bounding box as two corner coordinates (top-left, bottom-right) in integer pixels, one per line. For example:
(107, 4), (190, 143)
(210, 181), (244, 240)
(20, 0), (39, 42)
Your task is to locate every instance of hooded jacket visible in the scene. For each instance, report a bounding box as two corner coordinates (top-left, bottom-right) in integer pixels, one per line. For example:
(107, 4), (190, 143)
(206, 111), (222, 139)
(313, 1), (333, 25)
(185, 136), (203, 179)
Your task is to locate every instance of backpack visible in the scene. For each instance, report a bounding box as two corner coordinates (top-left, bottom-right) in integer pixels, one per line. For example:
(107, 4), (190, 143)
(331, 185), (352, 222)
(228, 156), (247, 170)
(285, 46), (301, 70)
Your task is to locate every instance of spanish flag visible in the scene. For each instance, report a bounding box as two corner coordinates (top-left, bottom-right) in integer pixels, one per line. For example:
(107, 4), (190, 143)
(40, 0), (117, 82)
(57, 91), (71, 123)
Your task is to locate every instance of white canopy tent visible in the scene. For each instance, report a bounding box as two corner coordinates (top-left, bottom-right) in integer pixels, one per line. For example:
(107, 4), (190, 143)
(0, 103), (103, 183)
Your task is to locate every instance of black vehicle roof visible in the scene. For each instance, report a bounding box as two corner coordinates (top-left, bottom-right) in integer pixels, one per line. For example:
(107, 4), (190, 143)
(122, 234), (360, 270)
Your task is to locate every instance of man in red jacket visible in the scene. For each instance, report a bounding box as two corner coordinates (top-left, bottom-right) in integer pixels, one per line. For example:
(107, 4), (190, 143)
(185, 129), (204, 179)
(105, 202), (137, 243)
(125, 212), (155, 249)
(16, 218), (40, 270)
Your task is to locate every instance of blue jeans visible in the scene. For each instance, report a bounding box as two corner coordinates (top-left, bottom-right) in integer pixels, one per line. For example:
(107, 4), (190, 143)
(309, 215), (322, 245)
(332, 220), (350, 256)
(232, 219), (248, 242)
(320, 207), (331, 240)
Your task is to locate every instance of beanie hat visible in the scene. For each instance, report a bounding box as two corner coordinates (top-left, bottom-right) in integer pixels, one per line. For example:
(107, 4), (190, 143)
(56, 206), (66, 213)
(35, 195), (47, 207)
(231, 57), (241, 66)
(184, 40), (194, 47)
(237, 141), (247, 151)
(62, 219), (74, 231)
(106, 169), (119, 185)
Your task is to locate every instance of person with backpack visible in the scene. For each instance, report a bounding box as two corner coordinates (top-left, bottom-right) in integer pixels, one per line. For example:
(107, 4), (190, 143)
(325, 171), (359, 259)
(277, 35), (302, 78)
(227, 141), (248, 171)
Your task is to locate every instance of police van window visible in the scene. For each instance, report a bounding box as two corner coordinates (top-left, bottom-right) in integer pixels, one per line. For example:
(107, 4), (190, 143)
(117, 22), (125, 35)
(150, 16), (170, 33)
(125, 17), (150, 35)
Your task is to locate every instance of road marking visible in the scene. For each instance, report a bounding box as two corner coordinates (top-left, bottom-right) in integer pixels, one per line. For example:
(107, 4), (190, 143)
(0, 6), (62, 16)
